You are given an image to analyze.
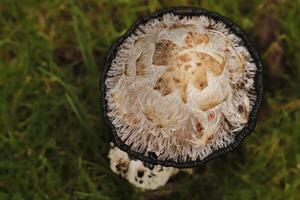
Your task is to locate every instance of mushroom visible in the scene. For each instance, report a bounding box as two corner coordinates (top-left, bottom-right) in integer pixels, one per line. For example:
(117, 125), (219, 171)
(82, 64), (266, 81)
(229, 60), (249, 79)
(108, 144), (182, 190)
(102, 7), (263, 169)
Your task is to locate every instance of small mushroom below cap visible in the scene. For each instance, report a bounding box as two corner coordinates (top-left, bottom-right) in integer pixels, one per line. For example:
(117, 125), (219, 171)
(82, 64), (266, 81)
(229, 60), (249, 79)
(108, 144), (191, 190)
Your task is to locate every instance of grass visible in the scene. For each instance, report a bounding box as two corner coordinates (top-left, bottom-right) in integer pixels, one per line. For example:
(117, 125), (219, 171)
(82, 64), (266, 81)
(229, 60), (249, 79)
(0, 0), (300, 199)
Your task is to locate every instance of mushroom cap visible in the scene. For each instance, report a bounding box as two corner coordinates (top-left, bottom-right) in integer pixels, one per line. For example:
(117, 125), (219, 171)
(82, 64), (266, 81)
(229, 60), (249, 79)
(101, 7), (263, 168)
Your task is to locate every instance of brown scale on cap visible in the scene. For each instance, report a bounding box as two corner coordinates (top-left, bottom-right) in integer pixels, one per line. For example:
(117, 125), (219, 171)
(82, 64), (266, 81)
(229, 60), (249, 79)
(154, 71), (188, 103)
(207, 112), (215, 121)
(184, 64), (192, 71)
(205, 134), (214, 144)
(192, 53), (225, 91)
(154, 76), (175, 96)
(177, 54), (192, 63)
(184, 32), (209, 47)
(152, 39), (178, 66)
(195, 120), (204, 135)
(152, 33), (225, 104)
(238, 105), (244, 113)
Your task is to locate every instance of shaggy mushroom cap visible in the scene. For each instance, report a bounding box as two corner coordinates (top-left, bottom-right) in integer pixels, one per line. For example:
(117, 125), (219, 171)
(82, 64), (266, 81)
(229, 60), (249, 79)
(103, 8), (262, 167)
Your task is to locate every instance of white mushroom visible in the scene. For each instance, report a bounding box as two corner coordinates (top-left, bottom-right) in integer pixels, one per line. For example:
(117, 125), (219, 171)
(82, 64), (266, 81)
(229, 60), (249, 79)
(104, 11), (258, 165)
(108, 145), (181, 190)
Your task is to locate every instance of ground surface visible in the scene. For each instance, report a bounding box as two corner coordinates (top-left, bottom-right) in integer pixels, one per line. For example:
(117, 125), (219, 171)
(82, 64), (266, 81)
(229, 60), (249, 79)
(0, 0), (299, 199)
